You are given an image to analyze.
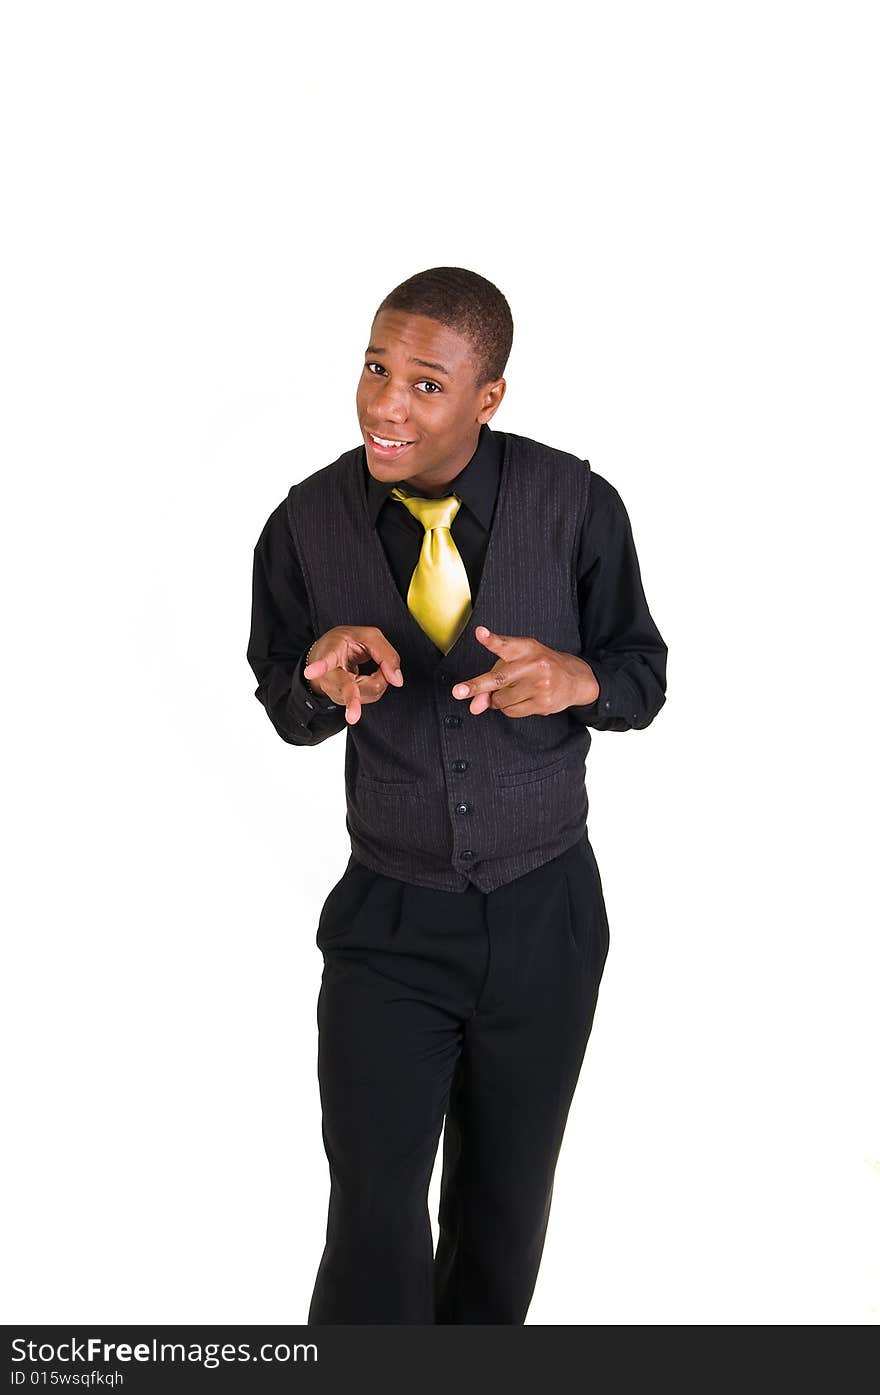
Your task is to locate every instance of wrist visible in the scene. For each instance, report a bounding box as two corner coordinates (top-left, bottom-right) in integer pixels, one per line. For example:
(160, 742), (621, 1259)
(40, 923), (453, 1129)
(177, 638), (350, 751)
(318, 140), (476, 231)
(573, 656), (600, 706)
(303, 640), (325, 698)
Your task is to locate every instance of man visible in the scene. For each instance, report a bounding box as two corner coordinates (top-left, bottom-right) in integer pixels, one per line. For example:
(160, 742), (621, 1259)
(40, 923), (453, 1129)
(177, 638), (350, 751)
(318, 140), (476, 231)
(247, 266), (668, 1324)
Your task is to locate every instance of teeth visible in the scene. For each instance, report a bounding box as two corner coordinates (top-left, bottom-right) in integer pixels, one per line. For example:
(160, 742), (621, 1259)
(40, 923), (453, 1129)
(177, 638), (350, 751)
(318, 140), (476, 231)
(372, 434), (409, 447)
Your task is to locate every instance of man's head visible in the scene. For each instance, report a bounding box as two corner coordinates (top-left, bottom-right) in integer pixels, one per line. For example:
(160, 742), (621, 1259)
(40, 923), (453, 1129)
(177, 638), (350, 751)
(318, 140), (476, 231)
(356, 266), (512, 495)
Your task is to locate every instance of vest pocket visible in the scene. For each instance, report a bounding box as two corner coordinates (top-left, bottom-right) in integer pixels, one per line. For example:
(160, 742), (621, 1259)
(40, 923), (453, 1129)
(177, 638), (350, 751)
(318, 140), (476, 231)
(490, 753), (588, 863)
(357, 774), (424, 797)
(495, 755), (569, 788)
(348, 774), (442, 865)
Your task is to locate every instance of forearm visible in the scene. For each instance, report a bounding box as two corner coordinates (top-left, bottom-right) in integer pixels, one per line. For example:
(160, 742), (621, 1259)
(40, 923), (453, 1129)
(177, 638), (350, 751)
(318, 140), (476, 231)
(247, 503), (347, 748)
(573, 470), (668, 733)
(250, 648), (348, 747)
(568, 649), (667, 731)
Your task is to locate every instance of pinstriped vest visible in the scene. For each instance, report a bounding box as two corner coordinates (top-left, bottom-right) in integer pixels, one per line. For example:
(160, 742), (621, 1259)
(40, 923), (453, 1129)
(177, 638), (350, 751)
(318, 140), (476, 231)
(286, 430), (592, 892)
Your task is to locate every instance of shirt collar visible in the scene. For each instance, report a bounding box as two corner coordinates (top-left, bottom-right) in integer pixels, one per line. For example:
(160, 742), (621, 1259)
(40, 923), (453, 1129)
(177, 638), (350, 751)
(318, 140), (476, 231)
(363, 422), (503, 531)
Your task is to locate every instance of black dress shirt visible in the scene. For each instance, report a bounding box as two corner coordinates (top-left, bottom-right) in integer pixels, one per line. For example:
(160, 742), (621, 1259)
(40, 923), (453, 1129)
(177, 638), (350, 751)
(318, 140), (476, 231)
(247, 423), (667, 745)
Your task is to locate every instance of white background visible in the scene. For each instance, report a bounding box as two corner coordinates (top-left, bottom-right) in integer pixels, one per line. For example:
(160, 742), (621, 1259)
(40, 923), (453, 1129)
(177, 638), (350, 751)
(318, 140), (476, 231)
(3, 1), (878, 1325)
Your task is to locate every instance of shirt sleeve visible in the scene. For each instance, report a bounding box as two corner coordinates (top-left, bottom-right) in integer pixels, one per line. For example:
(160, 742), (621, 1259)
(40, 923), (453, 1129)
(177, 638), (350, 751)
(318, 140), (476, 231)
(247, 499), (347, 747)
(568, 469), (668, 731)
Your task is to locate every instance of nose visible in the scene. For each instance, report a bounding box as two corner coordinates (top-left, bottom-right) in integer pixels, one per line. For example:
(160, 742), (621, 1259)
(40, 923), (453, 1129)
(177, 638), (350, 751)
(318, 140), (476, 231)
(370, 376), (409, 423)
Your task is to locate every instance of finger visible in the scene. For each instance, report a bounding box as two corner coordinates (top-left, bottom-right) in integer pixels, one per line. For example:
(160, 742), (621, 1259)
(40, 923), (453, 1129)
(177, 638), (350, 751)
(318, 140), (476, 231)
(493, 695), (539, 718)
(315, 667), (361, 712)
(381, 658), (404, 686)
(471, 683), (525, 715)
(473, 625), (533, 659)
(304, 647), (345, 680)
(355, 670), (390, 704)
(360, 628), (404, 686)
(471, 678), (536, 716)
(452, 669), (494, 699)
(453, 662), (523, 699)
(339, 672), (363, 723)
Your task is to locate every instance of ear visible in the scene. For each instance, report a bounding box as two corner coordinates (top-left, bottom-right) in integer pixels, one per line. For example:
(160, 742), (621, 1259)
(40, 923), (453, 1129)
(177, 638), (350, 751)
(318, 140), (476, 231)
(479, 378), (506, 422)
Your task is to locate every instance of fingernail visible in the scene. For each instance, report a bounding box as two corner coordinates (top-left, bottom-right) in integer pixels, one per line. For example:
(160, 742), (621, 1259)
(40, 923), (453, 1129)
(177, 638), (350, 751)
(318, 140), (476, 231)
(476, 626), (490, 637)
(394, 668), (403, 683)
(453, 684), (469, 697)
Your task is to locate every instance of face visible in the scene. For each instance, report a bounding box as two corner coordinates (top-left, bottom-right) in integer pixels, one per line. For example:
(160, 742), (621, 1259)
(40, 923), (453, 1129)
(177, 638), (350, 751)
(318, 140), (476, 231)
(356, 308), (506, 494)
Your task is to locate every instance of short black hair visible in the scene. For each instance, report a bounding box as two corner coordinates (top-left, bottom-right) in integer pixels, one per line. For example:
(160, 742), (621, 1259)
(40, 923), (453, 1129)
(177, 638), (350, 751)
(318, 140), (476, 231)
(376, 266), (513, 388)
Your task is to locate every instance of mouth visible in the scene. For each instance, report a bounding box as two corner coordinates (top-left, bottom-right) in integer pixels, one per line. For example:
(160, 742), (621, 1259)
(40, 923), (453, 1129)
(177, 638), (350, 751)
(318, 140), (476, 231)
(366, 430), (415, 459)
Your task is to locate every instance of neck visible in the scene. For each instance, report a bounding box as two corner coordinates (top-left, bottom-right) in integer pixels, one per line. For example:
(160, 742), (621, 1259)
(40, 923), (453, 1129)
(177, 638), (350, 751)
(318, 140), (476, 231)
(397, 428), (482, 497)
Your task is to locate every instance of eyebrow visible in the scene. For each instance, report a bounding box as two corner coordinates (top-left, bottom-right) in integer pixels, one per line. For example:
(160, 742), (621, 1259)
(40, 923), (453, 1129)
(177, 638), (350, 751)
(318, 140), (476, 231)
(365, 344), (451, 377)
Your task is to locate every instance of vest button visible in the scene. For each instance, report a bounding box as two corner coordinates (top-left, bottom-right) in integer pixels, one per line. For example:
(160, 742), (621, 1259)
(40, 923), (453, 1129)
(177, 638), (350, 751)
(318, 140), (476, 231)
(443, 715), (462, 728)
(455, 803), (471, 815)
(438, 670), (448, 683)
(452, 760), (469, 773)
(460, 849), (475, 860)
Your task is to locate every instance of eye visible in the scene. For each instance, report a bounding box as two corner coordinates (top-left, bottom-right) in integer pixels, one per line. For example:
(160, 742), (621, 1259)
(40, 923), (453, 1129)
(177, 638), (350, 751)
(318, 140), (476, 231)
(364, 362), (441, 393)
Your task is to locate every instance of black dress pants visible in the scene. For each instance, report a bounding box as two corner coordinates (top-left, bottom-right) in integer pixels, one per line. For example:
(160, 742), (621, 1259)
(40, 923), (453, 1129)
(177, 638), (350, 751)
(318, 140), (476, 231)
(307, 830), (610, 1325)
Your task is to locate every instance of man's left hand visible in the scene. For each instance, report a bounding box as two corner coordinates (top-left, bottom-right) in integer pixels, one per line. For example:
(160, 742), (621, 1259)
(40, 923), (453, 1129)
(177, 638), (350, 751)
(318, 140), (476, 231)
(452, 626), (599, 717)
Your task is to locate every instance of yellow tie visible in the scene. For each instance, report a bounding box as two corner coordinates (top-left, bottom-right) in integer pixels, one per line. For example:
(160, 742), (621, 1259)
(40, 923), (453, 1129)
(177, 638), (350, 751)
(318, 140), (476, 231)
(389, 488), (473, 654)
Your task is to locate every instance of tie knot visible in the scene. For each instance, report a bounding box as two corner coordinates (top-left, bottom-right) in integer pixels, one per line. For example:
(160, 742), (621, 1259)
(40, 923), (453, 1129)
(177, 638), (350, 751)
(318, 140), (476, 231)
(390, 488), (461, 532)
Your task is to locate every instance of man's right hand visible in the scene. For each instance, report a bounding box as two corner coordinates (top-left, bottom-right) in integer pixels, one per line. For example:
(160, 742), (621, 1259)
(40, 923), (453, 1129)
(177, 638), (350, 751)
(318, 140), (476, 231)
(303, 626), (404, 725)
